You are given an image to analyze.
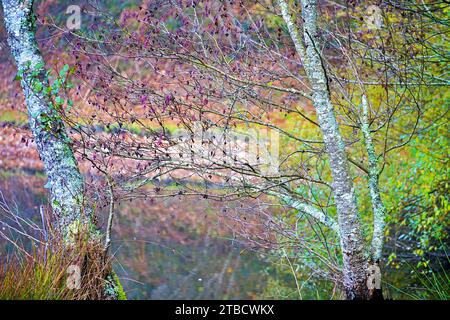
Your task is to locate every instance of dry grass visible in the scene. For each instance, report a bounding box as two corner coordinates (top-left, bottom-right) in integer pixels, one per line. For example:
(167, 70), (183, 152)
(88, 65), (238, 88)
(0, 198), (121, 300)
(0, 229), (117, 300)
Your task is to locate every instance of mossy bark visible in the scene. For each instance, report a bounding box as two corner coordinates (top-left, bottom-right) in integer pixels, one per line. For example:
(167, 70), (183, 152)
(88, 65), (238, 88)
(361, 95), (386, 299)
(278, 0), (368, 299)
(2, 0), (86, 235)
(361, 95), (387, 263)
(1, 0), (124, 300)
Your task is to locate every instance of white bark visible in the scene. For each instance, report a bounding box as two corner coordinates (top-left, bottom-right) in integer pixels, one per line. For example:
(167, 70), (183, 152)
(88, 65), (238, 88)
(1, 0), (87, 236)
(2, 0), (124, 299)
(278, 0), (368, 299)
(275, 192), (340, 234)
(361, 95), (386, 262)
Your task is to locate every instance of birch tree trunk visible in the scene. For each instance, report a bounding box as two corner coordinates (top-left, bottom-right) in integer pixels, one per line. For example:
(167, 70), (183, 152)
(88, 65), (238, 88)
(361, 94), (386, 299)
(2, 0), (87, 237)
(278, 0), (368, 299)
(2, 0), (124, 299)
(360, 95), (386, 262)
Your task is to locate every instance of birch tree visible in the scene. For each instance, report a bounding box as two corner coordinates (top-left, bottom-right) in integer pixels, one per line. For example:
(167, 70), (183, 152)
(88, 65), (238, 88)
(42, 0), (437, 299)
(1, 0), (87, 237)
(1, 0), (123, 299)
(277, 0), (368, 299)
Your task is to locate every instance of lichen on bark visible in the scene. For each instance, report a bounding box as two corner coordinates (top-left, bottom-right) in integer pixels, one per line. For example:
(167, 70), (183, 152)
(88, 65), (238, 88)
(2, 0), (124, 299)
(2, 0), (88, 235)
(277, 0), (368, 299)
(361, 95), (387, 262)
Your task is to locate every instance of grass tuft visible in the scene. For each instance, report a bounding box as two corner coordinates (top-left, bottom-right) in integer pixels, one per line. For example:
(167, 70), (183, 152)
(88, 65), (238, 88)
(0, 210), (119, 300)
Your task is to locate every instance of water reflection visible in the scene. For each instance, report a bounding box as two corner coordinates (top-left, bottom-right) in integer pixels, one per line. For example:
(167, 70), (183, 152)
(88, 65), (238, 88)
(113, 237), (270, 299)
(1, 172), (440, 300)
(0, 173), (273, 299)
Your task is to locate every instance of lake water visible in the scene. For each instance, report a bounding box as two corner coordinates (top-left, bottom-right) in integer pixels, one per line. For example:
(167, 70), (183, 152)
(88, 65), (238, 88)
(0, 172), (440, 300)
(0, 173), (277, 299)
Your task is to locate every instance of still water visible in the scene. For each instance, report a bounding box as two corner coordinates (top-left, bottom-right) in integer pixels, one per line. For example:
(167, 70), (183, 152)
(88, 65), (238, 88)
(0, 173), (275, 299)
(0, 172), (435, 300)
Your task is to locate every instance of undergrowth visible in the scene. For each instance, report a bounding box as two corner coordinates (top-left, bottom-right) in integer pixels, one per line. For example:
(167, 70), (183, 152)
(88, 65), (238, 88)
(0, 206), (122, 300)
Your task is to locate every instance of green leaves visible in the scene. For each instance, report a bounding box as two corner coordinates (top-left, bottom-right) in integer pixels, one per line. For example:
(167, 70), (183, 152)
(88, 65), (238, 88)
(32, 81), (43, 92)
(59, 64), (70, 78)
(34, 61), (45, 71)
(14, 68), (25, 81)
(54, 96), (64, 106)
(66, 99), (74, 111)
